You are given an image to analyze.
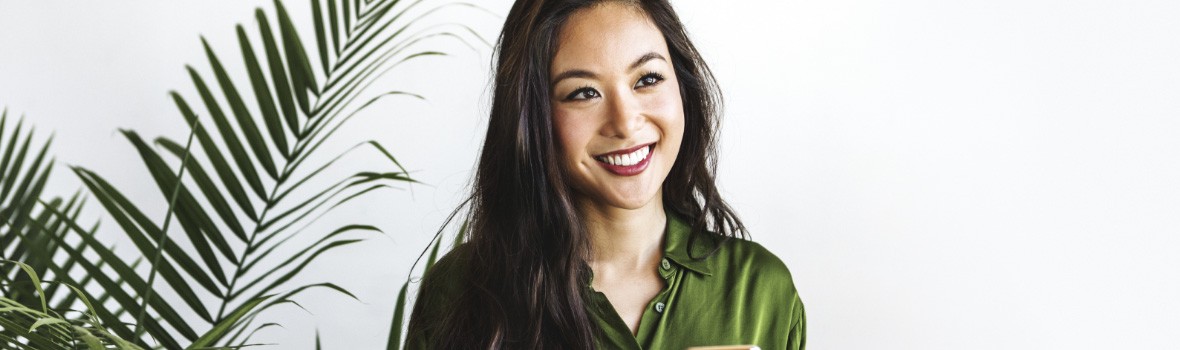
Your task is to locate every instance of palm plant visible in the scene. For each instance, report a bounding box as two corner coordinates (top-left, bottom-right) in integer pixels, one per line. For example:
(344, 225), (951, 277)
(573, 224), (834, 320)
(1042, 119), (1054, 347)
(2, 0), (483, 348)
(0, 110), (145, 349)
(1, 109), (57, 311)
(1, 261), (145, 350)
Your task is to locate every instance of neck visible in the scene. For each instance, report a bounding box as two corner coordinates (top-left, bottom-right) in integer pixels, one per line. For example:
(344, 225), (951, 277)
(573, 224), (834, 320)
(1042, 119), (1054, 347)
(579, 193), (667, 271)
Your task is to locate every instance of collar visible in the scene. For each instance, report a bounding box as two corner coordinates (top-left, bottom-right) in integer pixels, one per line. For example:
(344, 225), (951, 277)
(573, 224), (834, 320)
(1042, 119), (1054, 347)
(663, 209), (715, 276)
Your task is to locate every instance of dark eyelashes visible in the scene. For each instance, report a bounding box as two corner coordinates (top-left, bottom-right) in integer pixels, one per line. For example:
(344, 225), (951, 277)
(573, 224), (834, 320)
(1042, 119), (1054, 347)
(639, 71), (665, 85)
(561, 72), (666, 101)
(565, 86), (598, 101)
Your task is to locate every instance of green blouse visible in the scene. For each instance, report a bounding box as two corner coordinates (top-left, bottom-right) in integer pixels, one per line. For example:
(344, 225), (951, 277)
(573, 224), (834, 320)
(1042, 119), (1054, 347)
(407, 212), (806, 349)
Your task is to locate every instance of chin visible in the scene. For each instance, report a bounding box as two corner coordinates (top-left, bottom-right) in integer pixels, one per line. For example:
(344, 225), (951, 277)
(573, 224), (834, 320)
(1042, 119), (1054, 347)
(600, 187), (661, 210)
(567, 158), (670, 212)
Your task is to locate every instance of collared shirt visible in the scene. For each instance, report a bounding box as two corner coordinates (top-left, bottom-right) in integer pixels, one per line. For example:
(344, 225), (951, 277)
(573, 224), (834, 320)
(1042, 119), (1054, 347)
(407, 212), (806, 349)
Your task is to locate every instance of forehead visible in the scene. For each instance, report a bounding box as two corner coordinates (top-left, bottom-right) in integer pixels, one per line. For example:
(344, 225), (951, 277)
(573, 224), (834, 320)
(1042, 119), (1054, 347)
(552, 3), (668, 72)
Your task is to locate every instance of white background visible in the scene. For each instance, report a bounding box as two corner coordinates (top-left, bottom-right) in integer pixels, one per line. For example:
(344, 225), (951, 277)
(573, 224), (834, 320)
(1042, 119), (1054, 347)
(2, 0), (1178, 349)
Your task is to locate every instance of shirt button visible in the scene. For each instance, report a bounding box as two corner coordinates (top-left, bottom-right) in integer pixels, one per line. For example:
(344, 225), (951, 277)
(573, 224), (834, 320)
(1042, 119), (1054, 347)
(655, 302), (666, 313)
(660, 258), (671, 270)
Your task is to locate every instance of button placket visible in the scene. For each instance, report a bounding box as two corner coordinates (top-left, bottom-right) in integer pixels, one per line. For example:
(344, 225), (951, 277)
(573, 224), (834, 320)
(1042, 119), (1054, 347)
(652, 258), (675, 315)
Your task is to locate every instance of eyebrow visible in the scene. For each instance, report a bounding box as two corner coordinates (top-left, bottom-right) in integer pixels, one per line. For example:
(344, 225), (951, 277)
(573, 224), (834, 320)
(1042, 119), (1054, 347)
(550, 52), (667, 88)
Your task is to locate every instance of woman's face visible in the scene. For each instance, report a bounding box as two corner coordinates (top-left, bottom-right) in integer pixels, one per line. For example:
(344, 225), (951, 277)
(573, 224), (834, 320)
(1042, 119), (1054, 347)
(550, 3), (685, 211)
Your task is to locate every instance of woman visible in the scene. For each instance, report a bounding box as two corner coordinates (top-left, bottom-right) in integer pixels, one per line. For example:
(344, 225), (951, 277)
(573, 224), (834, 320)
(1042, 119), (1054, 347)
(406, 0), (805, 348)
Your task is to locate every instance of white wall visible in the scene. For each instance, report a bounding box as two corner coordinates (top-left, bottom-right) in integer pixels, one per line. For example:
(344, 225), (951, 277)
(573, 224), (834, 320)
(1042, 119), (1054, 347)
(2, 0), (1178, 349)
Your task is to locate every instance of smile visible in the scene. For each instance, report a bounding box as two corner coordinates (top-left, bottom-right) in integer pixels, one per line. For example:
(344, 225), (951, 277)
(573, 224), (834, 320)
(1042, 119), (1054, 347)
(594, 143), (654, 176)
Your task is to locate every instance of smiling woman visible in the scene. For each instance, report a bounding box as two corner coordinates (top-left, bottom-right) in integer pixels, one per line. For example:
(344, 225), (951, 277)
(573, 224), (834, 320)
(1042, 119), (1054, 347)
(405, 0), (804, 349)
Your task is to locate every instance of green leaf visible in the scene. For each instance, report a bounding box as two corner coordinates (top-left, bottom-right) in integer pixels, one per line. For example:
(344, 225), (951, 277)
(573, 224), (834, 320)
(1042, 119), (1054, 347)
(254, 9), (301, 138)
(237, 239), (364, 303)
(325, 1), (466, 95)
(341, 0), (352, 40)
(230, 322), (282, 347)
(303, 48), (445, 154)
(2, 131), (55, 306)
(29, 203), (190, 347)
(385, 281), (408, 350)
(331, 0), (421, 73)
(1, 260), (47, 312)
(243, 224), (381, 276)
(256, 176), (351, 233)
(56, 280), (103, 329)
(70, 168), (224, 300)
(43, 195), (92, 307)
(274, 0), (320, 115)
(349, 171), (416, 187)
(272, 137), (415, 206)
(352, 0), (401, 35)
(185, 67), (269, 200)
(191, 295), (270, 348)
(225, 282), (358, 346)
(311, 0), (331, 75)
(201, 37), (280, 179)
(364, 139), (412, 174)
(236, 25), (291, 161)
(26, 313), (67, 334)
(170, 92), (260, 221)
(77, 327), (106, 350)
(232, 235), (365, 300)
(424, 235), (442, 273)
(0, 305), (69, 348)
(1, 118), (54, 252)
(0, 118), (31, 201)
(134, 116), (199, 341)
(120, 130), (237, 276)
(156, 137), (249, 242)
(326, 0), (341, 55)
(454, 219), (468, 250)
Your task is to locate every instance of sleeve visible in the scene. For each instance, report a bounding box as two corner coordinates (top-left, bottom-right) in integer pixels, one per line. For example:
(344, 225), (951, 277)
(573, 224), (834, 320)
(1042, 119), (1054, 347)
(745, 240), (806, 350)
(787, 295), (806, 350)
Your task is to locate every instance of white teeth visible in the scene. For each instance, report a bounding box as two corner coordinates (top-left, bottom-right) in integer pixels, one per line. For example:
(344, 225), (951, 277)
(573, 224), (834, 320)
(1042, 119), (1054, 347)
(599, 145), (650, 167)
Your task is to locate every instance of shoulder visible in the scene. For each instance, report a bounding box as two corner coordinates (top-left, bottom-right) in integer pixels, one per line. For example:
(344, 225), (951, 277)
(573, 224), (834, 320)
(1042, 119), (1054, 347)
(710, 233), (806, 327)
(718, 235), (797, 288)
(417, 243), (473, 299)
(406, 243), (473, 347)
(701, 231), (803, 315)
(412, 244), (476, 317)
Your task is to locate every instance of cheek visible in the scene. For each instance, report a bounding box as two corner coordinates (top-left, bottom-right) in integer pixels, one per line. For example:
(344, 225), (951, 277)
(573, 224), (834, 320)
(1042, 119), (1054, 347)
(552, 107), (592, 162)
(646, 87), (686, 141)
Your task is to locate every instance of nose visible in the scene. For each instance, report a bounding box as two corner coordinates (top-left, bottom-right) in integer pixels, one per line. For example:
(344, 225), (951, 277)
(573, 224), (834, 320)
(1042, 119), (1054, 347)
(601, 89), (642, 139)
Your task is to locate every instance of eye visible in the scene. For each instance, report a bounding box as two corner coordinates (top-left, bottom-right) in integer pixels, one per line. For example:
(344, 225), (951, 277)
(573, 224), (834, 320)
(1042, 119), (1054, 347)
(565, 86), (600, 101)
(635, 72), (665, 88)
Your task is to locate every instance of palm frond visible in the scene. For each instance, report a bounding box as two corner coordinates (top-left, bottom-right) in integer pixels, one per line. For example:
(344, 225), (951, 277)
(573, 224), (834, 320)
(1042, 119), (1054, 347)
(50, 0), (485, 348)
(0, 260), (144, 350)
(1, 110), (56, 299)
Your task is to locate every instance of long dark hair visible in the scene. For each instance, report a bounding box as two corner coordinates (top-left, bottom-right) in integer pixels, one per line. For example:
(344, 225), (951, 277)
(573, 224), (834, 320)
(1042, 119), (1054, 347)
(411, 0), (745, 348)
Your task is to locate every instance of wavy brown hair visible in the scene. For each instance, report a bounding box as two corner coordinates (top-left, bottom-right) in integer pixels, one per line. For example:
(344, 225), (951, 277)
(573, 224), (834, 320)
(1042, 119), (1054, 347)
(407, 0), (745, 348)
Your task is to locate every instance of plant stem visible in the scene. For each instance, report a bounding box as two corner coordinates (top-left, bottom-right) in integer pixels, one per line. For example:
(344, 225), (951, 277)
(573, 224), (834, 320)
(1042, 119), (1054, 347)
(213, 82), (333, 323)
(212, 22), (348, 325)
(133, 119), (200, 340)
(213, 164), (284, 323)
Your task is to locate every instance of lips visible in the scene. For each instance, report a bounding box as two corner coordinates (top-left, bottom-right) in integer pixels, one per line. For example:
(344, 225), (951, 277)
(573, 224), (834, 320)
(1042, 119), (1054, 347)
(594, 143), (654, 176)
